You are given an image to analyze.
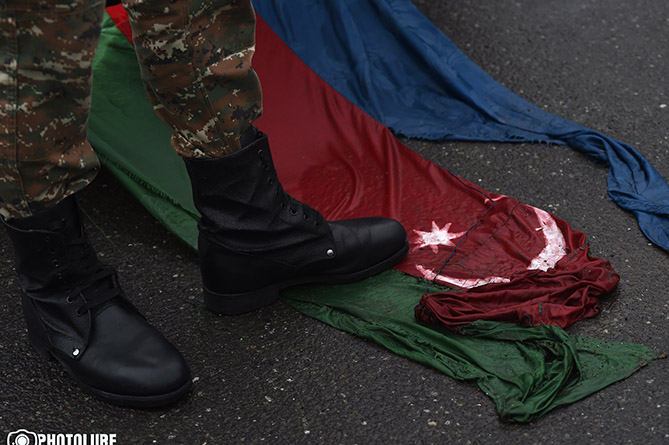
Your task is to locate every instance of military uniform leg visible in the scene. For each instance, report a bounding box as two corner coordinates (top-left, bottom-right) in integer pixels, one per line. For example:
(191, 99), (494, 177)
(0, 0), (105, 219)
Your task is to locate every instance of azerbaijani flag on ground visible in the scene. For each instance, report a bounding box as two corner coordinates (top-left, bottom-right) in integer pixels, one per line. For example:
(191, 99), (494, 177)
(87, 2), (660, 422)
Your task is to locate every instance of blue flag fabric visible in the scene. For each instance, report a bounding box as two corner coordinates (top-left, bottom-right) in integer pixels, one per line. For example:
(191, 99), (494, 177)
(253, 0), (669, 250)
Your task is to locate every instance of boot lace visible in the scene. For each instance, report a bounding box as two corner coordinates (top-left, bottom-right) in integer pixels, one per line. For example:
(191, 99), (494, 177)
(280, 194), (321, 227)
(258, 148), (323, 228)
(59, 235), (122, 316)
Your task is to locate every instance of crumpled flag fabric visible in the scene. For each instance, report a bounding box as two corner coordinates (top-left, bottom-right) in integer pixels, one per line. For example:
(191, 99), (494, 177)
(287, 270), (657, 423)
(253, 0), (669, 251)
(93, 7), (617, 329)
(87, 8), (659, 420)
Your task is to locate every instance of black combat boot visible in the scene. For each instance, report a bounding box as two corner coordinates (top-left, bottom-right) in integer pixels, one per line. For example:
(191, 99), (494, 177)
(184, 129), (409, 315)
(3, 195), (191, 407)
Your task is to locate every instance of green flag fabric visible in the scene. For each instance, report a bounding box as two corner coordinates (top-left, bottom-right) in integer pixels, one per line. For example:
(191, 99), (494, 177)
(286, 270), (656, 422)
(88, 19), (200, 248)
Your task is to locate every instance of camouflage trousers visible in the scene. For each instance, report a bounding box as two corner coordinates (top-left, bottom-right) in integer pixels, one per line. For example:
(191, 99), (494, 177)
(0, 0), (262, 219)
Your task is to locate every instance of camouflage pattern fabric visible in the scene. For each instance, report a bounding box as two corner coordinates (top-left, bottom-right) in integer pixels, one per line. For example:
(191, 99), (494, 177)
(0, 0), (105, 219)
(124, 0), (262, 158)
(0, 0), (261, 219)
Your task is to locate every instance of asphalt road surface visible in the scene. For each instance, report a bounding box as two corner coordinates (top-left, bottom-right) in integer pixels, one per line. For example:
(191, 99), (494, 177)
(1, 0), (667, 443)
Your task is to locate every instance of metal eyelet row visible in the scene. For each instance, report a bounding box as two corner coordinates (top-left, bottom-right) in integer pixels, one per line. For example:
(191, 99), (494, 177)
(44, 235), (57, 254)
(65, 295), (84, 316)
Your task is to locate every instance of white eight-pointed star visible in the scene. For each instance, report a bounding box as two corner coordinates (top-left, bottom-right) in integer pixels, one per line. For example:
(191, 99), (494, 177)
(412, 221), (466, 254)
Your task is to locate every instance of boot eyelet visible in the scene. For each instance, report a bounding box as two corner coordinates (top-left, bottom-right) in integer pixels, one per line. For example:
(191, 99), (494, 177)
(326, 249), (335, 257)
(263, 164), (269, 171)
(66, 295), (75, 304)
(303, 214), (310, 220)
(52, 259), (59, 267)
(49, 247), (56, 254)
(257, 149), (263, 156)
(290, 209), (298, 216)
(75, 308), (84, 316)
(267, 177), (274, 185)
(314, 221), (320, 228)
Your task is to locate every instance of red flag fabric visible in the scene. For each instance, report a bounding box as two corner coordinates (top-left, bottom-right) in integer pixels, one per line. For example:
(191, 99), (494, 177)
(104, 5), (618, 329)
(107, 4), (133, 43)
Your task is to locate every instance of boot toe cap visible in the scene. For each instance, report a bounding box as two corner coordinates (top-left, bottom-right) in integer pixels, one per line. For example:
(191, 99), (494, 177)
(371, 217), (408, 258)
(327, 217), (408, 275)
(60, 305), (192, 406)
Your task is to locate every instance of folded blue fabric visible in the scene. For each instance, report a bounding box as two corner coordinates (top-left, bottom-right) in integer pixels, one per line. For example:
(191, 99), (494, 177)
(254, 0), (669, 250)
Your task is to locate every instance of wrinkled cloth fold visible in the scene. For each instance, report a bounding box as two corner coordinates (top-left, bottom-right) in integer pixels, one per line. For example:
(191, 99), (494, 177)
(287, 271), (657, 423)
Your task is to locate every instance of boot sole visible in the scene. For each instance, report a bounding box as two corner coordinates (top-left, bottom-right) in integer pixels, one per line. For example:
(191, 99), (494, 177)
(203, 241), (409, 315)
(28, 334), (192, 408)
